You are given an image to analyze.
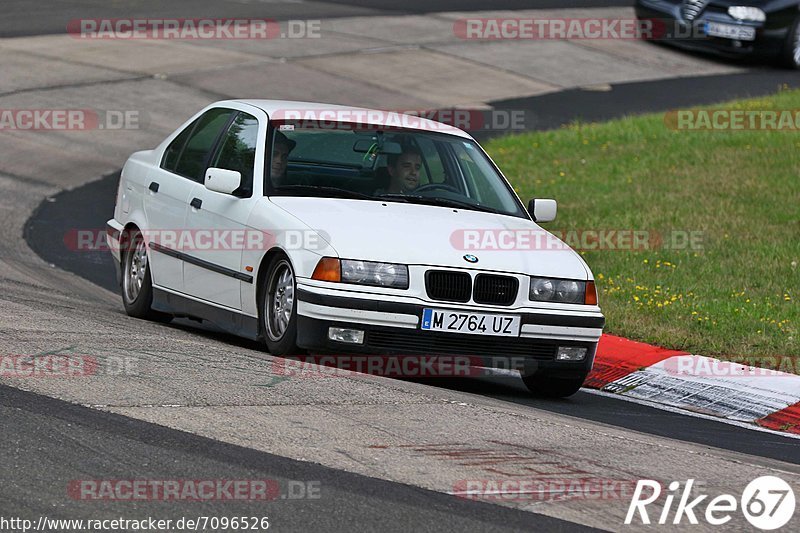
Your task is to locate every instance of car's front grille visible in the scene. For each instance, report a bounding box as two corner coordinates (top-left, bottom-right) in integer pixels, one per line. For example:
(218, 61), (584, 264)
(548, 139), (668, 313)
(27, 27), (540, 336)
(473, 274), (518, 306)
(681, 0), (709, 21)
(425, 270), (472, 302)
(368, 329), (557, 360)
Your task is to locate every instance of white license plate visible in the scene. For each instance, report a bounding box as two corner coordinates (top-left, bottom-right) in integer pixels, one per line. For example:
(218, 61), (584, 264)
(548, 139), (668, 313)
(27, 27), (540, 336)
(705, 22), (756, 41)
(421, 309), (521, 337)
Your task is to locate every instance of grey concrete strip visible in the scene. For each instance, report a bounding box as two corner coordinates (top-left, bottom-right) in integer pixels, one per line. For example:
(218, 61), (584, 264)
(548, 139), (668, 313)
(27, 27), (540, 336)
(566, 40), (746, 76)
(0, 35), (271, 77)
(181, 27), (389, 60)
(413, 7), (746, 85)
(171, 62), (442, 109)
(427, 7), (642, 21)
(0, 49), (135, 94)
(296, 48), (558, 107)
(322, 14), (466, 45)
(430, 40), (675, 88)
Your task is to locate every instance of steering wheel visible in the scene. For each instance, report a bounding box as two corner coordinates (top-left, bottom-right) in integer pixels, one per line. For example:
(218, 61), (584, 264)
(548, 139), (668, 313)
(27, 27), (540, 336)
(413, 183), (461, 195)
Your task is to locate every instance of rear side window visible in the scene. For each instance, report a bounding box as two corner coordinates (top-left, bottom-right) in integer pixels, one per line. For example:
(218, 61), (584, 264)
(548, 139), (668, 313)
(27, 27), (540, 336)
(210, 112), (260, 197)
(162, 108), (234, 181)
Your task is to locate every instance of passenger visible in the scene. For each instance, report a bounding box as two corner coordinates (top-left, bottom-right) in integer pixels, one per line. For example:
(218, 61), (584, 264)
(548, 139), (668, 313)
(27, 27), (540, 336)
(271, 131), (296, 184)
(376, 146), (422, 195)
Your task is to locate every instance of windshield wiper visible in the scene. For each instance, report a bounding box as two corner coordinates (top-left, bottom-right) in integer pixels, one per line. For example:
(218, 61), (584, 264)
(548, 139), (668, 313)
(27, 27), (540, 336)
(377, 194), (501, 214)
(273, 185), (374, 200)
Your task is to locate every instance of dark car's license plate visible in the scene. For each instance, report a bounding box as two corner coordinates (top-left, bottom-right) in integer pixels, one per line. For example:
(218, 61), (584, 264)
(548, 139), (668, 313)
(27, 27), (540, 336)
(705, 22), (756, 41)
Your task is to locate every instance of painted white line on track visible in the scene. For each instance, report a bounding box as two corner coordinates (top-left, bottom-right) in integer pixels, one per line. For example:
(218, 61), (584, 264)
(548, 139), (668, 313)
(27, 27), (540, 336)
(479, 366), (800, 440)
(583, 388), (800, 441)
(604, 355), (800, 421)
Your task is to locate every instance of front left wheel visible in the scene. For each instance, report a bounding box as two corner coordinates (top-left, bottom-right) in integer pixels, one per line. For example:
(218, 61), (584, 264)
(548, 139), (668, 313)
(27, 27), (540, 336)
(121, 229), (171, 322)
(261, 255), (300, 355)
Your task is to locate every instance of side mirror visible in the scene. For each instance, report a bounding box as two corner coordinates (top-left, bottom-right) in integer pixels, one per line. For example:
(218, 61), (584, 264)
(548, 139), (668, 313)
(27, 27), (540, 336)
(205, 167), (241, 195)
(528, 199), (557, 222)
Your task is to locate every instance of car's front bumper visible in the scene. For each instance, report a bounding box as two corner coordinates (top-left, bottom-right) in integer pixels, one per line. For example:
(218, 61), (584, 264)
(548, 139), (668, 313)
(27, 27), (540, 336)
(295, 283), (604, 378)
(636, 0), (789, 59)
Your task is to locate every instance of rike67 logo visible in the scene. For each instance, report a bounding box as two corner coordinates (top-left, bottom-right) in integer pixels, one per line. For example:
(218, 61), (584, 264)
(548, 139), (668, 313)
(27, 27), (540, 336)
(626, 476), (795, 530)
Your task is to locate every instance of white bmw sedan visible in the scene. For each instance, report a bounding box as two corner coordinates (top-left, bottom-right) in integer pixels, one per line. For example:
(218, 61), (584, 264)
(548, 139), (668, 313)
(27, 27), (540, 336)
(107, 100), (604, 397)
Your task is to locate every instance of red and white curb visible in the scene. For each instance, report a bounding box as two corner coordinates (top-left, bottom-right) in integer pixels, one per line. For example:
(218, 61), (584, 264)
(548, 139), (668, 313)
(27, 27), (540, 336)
(587, 335), (800, 437)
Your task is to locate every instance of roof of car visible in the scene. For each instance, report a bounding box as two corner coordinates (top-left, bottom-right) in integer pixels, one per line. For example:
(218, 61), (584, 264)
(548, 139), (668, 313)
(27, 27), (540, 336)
(220, 99), (473, 139)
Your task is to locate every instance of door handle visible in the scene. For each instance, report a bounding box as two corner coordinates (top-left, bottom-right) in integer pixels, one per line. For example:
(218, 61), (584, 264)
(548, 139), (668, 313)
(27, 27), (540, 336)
(190, 198), (202, 209)
(148, 182), (159, 193)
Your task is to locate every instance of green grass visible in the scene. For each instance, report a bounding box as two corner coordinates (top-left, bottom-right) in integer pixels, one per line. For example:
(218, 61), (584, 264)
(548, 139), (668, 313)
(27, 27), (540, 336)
(485, 88), (800, 361)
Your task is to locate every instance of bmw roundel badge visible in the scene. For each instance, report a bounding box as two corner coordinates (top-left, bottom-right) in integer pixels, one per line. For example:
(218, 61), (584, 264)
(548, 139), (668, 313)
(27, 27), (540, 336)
(463, 254), (479, 264)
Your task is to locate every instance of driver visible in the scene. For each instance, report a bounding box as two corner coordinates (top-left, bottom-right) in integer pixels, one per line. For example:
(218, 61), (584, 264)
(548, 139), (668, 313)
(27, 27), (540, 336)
(377, 146), (422, 195)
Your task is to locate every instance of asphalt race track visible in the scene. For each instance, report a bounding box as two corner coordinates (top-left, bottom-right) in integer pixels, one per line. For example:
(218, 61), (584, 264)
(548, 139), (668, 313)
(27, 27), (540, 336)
(0, 384), (595, 533)
(485, 70), (800, 137)
(3, 1), (800, 531)
(25, 169), (800, 466)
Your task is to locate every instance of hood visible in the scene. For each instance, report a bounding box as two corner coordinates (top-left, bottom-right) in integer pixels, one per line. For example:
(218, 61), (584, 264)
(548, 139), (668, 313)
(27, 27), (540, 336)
(268, 197), (591, 280)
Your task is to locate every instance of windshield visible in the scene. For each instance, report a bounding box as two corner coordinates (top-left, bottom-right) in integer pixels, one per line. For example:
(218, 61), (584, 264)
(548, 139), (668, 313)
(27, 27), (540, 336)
(265, 123), (528, 218)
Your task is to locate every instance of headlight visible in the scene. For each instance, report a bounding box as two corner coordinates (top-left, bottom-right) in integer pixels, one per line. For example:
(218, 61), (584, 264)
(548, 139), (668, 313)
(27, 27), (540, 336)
(728, 6), (765, 22)
(529, 277), (586, 304)
(341, 259), (409, 289)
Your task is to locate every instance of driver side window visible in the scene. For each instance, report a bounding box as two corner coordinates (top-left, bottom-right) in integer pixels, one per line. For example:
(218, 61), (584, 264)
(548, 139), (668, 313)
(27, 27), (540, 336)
(210, 112), (259, 197)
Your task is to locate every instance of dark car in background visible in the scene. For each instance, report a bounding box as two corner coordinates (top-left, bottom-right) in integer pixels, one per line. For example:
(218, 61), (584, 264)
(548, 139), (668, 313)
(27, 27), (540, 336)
(636, 0), (800, 68)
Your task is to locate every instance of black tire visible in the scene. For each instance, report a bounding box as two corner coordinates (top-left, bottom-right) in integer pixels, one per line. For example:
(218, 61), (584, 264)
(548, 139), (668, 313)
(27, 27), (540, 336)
(521, 373), (586, 398)
(261, 254), (300, 355)
(782, 16), (800, 69)
(120, 229), (172, 322)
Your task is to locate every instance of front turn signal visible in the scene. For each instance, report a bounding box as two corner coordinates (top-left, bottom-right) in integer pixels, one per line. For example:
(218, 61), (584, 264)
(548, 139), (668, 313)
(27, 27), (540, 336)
(585, 280), (598, 305)
(312, 257), (341, 282)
